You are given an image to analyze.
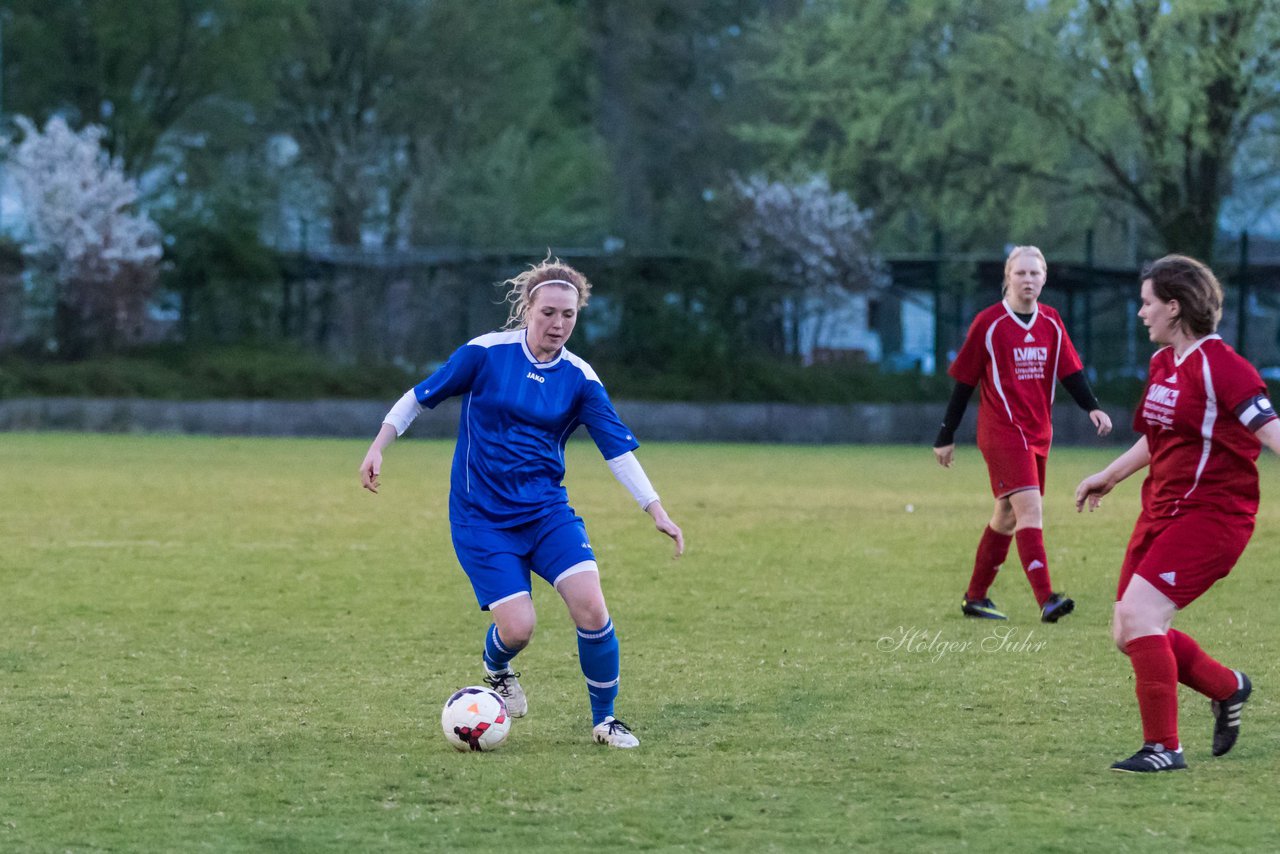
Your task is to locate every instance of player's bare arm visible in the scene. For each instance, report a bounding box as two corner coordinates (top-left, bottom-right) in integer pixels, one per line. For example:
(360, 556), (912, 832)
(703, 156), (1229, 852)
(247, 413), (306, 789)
(360, 422), (398, 493)
(1255, 418), (1280, 456)
(1089, 409), (1113, 436)
(646, 500), (684, 557)
(1075, 435), (1151, 512)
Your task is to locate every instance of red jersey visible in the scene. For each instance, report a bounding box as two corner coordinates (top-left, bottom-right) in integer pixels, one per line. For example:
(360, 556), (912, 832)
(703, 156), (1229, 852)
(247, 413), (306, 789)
(1134, 336), (1275, 518)
(948, 301), (1084, 455)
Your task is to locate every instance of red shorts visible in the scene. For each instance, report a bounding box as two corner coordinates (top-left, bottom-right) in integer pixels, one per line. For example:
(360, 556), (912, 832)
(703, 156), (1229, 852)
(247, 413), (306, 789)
(1117, 511), (1255, 608)
(979, 445), (1046, 499)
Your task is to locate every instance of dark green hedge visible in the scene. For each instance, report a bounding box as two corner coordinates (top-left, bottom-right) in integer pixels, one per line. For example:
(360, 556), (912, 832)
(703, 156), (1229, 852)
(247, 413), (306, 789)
(0, 344), (958, 403)
(0, 346), (417, 401)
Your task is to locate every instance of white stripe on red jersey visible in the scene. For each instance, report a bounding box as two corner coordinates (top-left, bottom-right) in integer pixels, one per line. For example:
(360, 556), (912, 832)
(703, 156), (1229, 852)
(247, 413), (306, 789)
(1135, 335), (1273, 518)
(949, 301), (1084, 455)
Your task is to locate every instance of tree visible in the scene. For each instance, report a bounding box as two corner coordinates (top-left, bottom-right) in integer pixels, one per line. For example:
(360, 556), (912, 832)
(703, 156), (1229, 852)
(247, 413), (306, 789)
(733, 0), (1037, 253)
(7, 117), (163, 356)
(980, 0), (1280, 260)
(3, 0), (292, 174)
(736, 0), (1280, 261)
(267, 0), (613, 250)
(400, 0), (609, 249)
(732, 173), (888, 359)
(269, 0), (427, 248)
(583, 1), (772, 250)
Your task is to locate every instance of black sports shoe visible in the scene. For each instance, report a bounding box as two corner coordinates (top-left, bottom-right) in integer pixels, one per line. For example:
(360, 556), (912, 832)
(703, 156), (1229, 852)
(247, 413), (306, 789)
(961, 596), (1007, 620)
(1110, 743), (1187, 773)
(1040, 592), (1075, 623)
(1211, 671), (1252, 757)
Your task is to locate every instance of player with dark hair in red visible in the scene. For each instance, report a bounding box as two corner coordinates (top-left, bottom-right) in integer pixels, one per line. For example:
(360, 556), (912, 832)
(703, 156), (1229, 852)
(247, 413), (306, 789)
(934, 246), (1112, 622)
(1076, 254), (1279, 773)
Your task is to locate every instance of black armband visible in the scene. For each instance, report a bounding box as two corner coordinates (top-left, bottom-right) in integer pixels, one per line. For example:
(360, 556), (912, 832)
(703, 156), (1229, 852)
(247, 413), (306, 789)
(1061, 370), (1101, 412)
(934, 381), (976, 447)
(1235, 394), (1278, 431)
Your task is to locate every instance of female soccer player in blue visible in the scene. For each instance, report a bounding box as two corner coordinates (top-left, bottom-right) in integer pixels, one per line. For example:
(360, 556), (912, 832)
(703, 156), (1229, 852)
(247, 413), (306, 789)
(359, 258), (684, 749)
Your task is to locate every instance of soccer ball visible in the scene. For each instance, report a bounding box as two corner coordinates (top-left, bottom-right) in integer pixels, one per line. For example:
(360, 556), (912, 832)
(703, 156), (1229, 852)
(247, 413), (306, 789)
(441, 686), (511, 752)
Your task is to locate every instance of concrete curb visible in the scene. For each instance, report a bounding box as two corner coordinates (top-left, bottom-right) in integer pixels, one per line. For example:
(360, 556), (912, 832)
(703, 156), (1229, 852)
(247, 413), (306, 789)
(0, 397), (1135, 445)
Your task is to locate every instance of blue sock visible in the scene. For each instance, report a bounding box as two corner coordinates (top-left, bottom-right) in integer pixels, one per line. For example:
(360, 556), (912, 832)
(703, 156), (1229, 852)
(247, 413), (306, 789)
(483, 623), (520, 673)
(576, 619), (619, 725)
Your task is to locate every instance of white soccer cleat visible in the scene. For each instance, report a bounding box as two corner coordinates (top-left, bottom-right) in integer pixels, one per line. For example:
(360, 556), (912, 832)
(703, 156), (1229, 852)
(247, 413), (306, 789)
(592, 716), (639, 749)
(482, 669), (527, 718)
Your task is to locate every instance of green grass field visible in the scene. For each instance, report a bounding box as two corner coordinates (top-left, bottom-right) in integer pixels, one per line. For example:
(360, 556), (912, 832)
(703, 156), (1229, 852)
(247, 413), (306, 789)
(3, 434), (1280, 852)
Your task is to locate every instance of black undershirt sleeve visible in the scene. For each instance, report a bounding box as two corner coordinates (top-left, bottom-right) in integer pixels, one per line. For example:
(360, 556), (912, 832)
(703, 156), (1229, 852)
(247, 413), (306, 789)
(934, 381), (976, 447)
(1061, 370), (1101, 413)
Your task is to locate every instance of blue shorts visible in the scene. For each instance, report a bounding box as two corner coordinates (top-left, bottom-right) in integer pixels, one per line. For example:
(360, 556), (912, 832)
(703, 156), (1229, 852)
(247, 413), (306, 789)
(451, 507), (598, 610)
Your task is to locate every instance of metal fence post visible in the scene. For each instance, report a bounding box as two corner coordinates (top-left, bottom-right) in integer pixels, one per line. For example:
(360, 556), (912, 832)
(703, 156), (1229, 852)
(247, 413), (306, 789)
(1083, 229), (1095, 364)
(1237, 230), (1250, 359)
(932, 229), (944, 375)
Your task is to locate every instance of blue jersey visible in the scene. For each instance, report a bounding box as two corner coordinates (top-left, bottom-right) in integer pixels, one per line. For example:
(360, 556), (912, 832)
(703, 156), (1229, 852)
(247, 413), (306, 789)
(414, 329), (639, 528)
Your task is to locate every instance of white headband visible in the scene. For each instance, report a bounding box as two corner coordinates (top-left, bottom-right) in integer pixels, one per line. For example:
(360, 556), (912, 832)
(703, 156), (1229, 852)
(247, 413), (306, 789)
(528, 279), (579, 298)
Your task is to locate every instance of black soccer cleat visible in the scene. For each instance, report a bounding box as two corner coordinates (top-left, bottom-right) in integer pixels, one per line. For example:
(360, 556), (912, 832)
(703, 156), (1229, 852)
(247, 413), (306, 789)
(961, 596), (1007, 620)
(1211, 671), (1252, 757)
(1110, 743), (1187, 773)
(1040, 592), (1075, 623)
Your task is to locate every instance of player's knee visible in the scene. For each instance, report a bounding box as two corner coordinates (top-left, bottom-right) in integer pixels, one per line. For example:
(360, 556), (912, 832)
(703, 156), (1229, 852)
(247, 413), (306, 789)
(496, 615), (536, 649)
(504, 626), (535, 649)
(989, 507), (1016, 534)
(577, 604), (610, 633)
(1008, 498), (1043, 529)
(1111, 619), (1128, 653)
(1112, 600), (1135, 645)
(1014, 509), (1043, 529)
(1112, 600), (1155, 649)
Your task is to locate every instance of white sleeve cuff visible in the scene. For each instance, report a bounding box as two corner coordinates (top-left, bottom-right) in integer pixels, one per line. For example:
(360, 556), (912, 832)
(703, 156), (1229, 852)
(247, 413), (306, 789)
(383, 389), (424, 437)
(607, 451), (659, 510)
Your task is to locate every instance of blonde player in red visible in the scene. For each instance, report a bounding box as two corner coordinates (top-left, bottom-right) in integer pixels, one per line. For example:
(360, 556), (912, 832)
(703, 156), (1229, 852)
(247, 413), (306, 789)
(1076, 255), (1279, 773)
(934, 246), (1112, 621)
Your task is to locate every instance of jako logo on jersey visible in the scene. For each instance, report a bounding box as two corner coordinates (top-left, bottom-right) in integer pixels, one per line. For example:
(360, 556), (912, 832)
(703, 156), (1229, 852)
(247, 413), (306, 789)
(525, 371), (545, 384)
(1146, 384), (1179, 407)
(1013, 346), (1048, 362)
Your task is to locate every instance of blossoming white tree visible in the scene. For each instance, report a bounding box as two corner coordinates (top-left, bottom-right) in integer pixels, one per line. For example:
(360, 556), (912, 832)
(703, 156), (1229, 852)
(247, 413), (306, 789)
(733, 173), (888, 362)
(7, 116), (163, 355)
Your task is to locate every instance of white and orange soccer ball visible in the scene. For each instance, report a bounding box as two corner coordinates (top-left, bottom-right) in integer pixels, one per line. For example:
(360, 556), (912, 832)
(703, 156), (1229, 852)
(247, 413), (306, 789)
(441, 686), (511, 752)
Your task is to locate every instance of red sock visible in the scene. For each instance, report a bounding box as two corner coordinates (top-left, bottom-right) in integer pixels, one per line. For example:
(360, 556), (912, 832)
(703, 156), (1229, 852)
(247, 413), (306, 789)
(1014, 527), (1052, 607)
(1167, 629), (1238, 701)
(966, 526), (1012, 600)
(1125, 634), (1180, 750)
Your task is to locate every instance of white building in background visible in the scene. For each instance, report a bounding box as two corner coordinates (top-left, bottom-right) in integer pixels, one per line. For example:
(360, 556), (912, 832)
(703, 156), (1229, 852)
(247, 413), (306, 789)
(897, 293), (936, 374)
(0, 166), (22, 236)
(790, 288), (936, 373)
(794, 291), (881, 365)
